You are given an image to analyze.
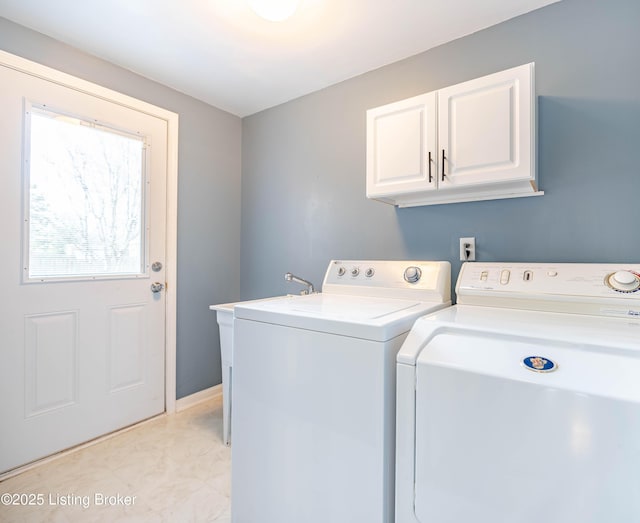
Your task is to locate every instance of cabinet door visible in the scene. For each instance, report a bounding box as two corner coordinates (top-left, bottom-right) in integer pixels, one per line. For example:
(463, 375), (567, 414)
(366, 92), (436, 200)
(438, 63), (534, 189)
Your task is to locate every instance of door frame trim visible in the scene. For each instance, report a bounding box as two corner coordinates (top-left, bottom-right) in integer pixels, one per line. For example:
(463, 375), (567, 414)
(0, 49), (178, 414)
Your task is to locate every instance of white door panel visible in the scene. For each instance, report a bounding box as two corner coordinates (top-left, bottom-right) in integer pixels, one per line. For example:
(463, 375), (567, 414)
(438, 63), (534, 187)
(0, 61), (168, 474)
(366, 92), (437, 198)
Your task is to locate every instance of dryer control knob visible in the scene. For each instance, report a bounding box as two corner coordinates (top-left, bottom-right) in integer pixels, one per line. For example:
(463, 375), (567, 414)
(607, 270), (640, 292)
(404, 266), (422, 284)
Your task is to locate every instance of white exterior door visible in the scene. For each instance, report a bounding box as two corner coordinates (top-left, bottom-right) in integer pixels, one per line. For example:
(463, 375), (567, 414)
(0, 54), (173, 474)
(366, 92), (437, 201)
(438, 63), (535, 188)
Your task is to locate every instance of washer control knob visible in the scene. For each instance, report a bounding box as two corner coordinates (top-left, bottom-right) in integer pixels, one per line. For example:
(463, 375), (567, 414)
(607, 270), (640, 292)
(404, 266), (422, 284)
(365, 268), (375, 278)
(351, 267), (360, 277)
(337, 267), (346, 277)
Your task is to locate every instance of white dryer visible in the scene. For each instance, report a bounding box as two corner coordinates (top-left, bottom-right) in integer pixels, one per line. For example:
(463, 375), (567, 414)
(396, 262), (640, 523)
(232, 260), (451, 523)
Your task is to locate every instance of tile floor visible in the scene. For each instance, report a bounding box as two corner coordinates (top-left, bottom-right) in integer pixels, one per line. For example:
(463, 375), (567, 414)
(0, 396), (231, 522)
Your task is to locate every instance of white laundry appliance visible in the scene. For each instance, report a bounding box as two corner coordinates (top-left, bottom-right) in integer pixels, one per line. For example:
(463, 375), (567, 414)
(232, 260), (451, 523)
(396, 262), (640, 523)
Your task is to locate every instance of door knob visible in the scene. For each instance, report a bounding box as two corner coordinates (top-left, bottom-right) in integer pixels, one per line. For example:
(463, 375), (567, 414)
(151, 282), (164, 293)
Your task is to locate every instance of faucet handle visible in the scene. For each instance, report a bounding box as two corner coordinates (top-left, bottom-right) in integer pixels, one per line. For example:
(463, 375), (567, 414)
(284, 272), (315, 295)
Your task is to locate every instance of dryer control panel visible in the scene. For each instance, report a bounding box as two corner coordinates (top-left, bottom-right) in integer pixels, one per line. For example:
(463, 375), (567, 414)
(456, 262), (640, 318)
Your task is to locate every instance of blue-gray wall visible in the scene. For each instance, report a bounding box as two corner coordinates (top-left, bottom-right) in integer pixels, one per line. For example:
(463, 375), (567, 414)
(0, 17), (242, 399)
(240, 0), (640, 301)
(3, 0), (639, 400)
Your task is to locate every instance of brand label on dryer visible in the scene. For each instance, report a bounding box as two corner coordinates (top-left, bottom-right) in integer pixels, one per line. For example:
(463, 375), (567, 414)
(522, 356), (557, 373)
(601, 308), (640, 318)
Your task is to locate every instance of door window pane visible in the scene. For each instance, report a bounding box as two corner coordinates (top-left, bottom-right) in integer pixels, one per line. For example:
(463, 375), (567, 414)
(25, 106), (146, 280)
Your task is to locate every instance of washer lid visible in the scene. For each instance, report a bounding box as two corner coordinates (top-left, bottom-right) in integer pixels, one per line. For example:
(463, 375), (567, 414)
(234, 293), (449, 341)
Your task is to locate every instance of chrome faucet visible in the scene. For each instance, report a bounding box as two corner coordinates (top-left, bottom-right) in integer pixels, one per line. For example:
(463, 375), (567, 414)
(285, 272), (316, 295)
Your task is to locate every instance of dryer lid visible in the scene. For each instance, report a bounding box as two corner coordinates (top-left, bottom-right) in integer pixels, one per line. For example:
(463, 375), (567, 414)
(410, 329), (640, 523)
(397, 304), (640, 365)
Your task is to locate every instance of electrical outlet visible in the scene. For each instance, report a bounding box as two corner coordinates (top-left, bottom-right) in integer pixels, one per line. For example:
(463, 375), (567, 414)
(459, 237), (476, 261)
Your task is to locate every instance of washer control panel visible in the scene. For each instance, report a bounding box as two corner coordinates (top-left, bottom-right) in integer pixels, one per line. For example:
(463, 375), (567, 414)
(457, 262), (640, 317)
(403, 266), (422, 283)
(322, 260), (451, 302)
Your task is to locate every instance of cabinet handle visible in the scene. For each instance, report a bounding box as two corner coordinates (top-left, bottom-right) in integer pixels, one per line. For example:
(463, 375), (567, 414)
(428, 151), (432, 183)
(441, 149), (446, 181)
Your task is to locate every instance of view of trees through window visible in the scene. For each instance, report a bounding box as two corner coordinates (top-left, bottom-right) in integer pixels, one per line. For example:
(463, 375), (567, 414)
(27, 108), (145, 279)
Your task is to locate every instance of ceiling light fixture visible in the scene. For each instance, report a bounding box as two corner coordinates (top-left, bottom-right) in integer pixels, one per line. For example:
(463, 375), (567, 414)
(248, 0), (300, 22)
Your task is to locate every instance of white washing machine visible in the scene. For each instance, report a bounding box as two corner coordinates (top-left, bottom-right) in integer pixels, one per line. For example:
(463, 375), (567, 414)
(232, 260), (451, 523)
(396, 262), (640, 523)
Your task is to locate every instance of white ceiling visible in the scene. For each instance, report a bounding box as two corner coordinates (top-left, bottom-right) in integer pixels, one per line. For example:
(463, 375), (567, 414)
(0, 0), (560, 117)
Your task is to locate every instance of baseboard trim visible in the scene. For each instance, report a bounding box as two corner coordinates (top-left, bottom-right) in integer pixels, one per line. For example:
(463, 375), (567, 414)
(175, 384), (223, 412)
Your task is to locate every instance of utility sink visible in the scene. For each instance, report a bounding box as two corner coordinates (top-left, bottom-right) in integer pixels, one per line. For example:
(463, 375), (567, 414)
(209, 296), (290, 445)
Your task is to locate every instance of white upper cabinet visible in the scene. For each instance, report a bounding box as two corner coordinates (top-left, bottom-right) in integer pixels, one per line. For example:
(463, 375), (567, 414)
(366, 92), (436, 201)
(438, 63), (535, 189)
(366, 63), (541, 207)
